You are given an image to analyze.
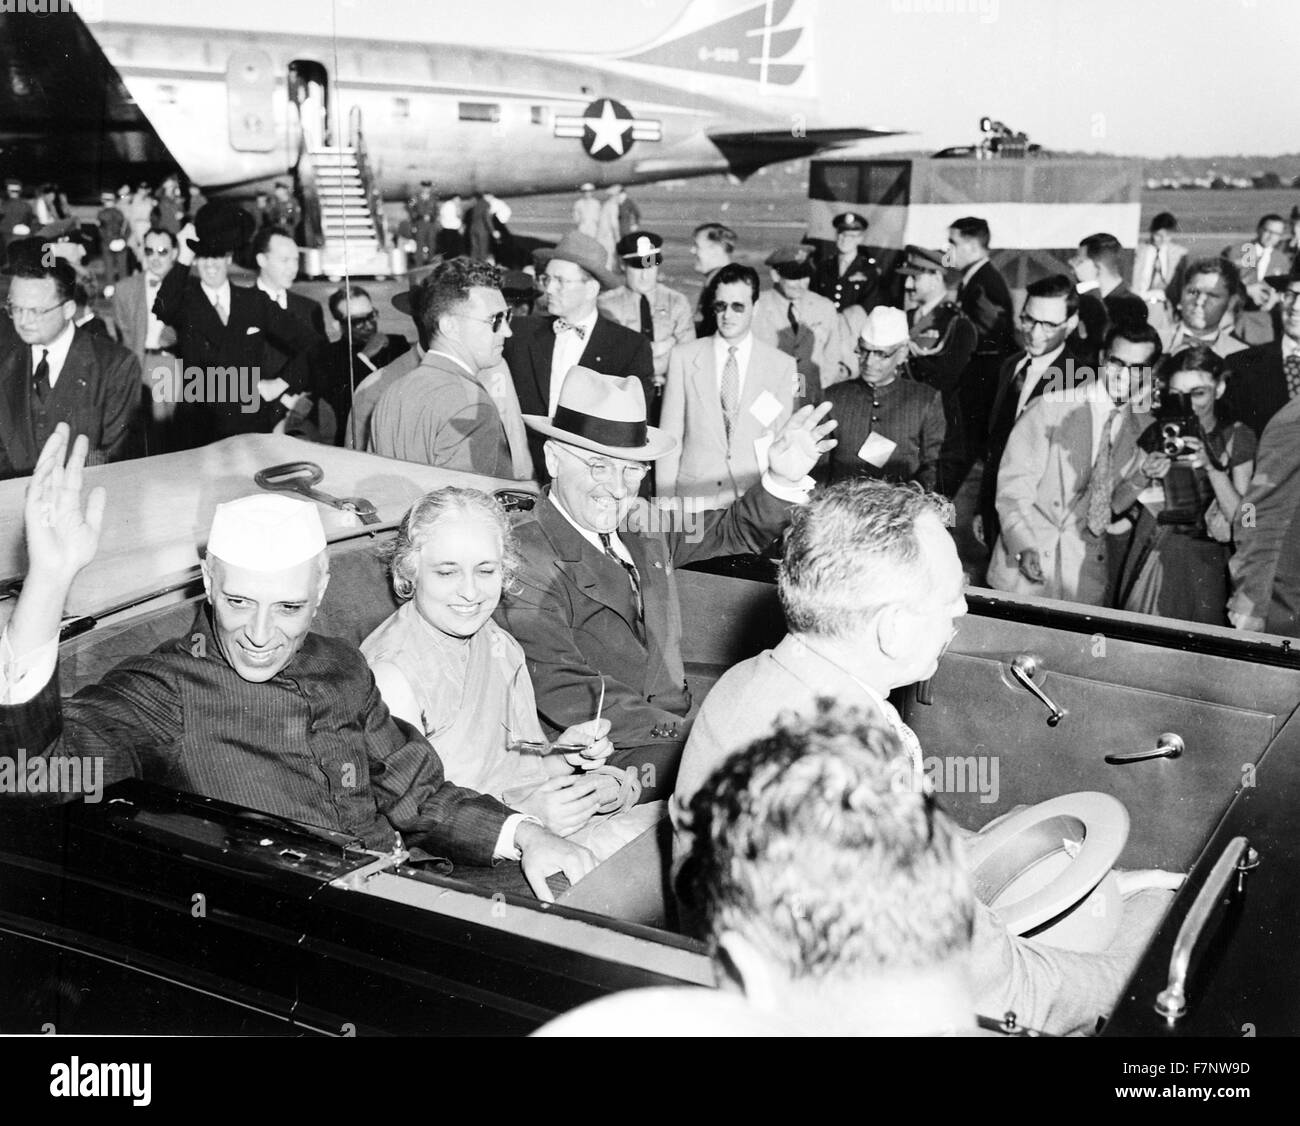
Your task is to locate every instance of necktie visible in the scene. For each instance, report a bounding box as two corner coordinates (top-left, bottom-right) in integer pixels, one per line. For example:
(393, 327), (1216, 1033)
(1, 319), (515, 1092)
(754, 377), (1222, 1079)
(214, 293), (228, 326)
(554, 318), (586, 340)
(1285, 353), (1300, 399)
(720, 345), (740, 443)
(787, 301), (799, 336)
(638, 294), (654, 340)
(1086, 407), (1122, 536)
(598, 532), (644, 627)
(33, 348), (50, 403)
(1151, 248), (1166, 289)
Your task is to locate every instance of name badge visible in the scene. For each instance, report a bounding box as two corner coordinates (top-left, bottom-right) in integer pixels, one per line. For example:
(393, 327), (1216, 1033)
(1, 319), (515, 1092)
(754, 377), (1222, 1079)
(857, 432), (897, 467)
(749, 390), (783, 428)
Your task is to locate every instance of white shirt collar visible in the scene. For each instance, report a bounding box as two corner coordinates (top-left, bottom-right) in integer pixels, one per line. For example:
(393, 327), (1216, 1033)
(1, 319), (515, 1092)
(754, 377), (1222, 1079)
(201, 280), (231, 308)
(31, 321), (76, 389)
(713, 331), (753, 369)
(547, 491), (629, 559)
(426, 348), (475, 378)
(1075, 279), (1100, 295)
(256, 277), (286, 306)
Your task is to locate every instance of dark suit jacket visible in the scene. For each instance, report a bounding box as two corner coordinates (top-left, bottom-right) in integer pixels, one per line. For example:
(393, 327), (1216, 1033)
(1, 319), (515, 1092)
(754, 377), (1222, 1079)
(261, 289), (327, 383)
(0, 328), (142, 478)
(1073, 281), (1149, 362)
(153, 269), (321, 442)
(1225, 342), (1291, 442)
(503, 313), (654, 477)
(495, 486), (793, 772)
(958, 259), (1015, 355)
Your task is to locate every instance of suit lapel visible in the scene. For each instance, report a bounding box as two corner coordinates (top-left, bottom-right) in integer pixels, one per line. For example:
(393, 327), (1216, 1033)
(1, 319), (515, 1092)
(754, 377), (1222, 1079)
(695, 342), (728, 450)
(528, 317), (556, 414)
(537, 495), (642, 631)
(49, 331), (90, 411)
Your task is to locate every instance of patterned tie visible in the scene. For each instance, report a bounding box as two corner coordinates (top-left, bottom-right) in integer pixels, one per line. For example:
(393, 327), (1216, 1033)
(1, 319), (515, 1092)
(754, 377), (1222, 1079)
(553, 318), (586, 340)
(638, 294), (654, 340)
(32, 348), (50, 404)
(1285, 352), (1300, 399)
(720, 345), (740, 443)
(1086, 407), (1122, 536)
(598, 532), (644, 627)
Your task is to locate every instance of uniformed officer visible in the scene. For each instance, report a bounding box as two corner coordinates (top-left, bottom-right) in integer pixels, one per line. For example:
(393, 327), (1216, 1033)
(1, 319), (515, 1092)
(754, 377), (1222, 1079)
(754, 245), (851, 405)
(812, 211), (883, 313)
(598, 231), (695, 412)
(266, 182), (301, 240)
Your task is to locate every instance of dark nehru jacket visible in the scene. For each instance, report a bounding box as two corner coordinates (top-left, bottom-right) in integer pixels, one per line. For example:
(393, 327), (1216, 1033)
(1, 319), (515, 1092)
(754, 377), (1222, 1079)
(0, 608), (510, 865)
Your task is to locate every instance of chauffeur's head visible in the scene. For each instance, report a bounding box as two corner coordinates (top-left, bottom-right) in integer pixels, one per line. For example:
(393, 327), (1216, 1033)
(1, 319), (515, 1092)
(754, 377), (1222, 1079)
(201, 496), (331, 683)
(780, 480), (966, 690)
(419, 257), (512, 371)
(678, 702), (977, 1036)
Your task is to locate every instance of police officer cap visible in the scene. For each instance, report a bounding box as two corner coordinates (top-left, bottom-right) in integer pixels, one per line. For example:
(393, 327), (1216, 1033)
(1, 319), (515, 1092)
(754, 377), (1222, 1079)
(896, 245), (948, 275)
(832, 212), (869, 233)
(764, 244), (814, 279)
(616, 231), (664, 267)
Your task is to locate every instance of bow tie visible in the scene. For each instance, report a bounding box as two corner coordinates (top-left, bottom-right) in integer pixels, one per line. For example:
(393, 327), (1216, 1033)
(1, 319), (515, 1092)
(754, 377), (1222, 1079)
(554, 318), (586, 340)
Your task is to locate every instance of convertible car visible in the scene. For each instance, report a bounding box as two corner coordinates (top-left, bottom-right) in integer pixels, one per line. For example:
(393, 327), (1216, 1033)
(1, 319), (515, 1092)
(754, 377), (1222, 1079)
(0, 436), (1295, 1036)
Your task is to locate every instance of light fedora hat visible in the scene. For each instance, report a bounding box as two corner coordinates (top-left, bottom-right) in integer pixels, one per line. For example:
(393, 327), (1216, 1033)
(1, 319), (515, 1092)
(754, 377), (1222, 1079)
(534, 231), (622, 291)
(962, 791), (1129, 953)
(524, 366), (678, 461)
(859, 305), (911, 351)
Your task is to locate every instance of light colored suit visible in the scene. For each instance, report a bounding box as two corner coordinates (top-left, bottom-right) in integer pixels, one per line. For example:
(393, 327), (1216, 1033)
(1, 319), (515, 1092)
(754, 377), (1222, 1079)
(1130, 242), (1188, 302)
(751, 288), (848, 402)
(987, 380), (1145, 605)
(110, 270), (162, 368)
(597, 283), (695, 379)
(657, 335), (795, 507)
(1226, 241), (1294, 345)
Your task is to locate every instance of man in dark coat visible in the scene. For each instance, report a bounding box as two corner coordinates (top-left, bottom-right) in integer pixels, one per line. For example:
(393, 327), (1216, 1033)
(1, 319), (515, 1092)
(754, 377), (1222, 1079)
(811, 211), (882, 313)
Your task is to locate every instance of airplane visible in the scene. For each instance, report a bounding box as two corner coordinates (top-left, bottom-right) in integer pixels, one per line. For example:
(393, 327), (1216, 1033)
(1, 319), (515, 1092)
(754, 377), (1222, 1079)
(0, 0), (902, 201)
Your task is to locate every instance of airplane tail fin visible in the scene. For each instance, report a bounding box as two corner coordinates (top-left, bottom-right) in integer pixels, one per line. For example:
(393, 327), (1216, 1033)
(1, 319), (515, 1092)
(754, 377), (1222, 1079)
(606, 0), (819, 104)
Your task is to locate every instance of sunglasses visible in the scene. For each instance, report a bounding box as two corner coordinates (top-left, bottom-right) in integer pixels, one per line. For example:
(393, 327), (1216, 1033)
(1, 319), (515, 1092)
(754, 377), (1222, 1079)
(711, 301), (750, 315)
(455, 309), (513, 332)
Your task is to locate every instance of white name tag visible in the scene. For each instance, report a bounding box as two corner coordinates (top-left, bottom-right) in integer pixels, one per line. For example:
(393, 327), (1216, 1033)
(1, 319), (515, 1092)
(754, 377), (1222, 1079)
(857, 432), (897, 467)
(749, 390), (782, 428)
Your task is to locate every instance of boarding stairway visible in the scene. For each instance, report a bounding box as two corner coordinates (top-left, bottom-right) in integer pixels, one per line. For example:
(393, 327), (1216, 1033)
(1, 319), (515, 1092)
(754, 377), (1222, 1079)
(297, 107), (405, 279)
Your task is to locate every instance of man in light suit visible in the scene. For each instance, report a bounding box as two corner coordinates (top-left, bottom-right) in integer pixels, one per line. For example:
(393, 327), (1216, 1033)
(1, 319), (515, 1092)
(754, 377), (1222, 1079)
(502, 231), (653, 481)
(658, 262), (796, 507)
(987, 336), (1152, 606)
(1225, 213), (1293, 345)
(1130, 212), (1187, 338)
(1, 247), (141, 478)
(752, 245), (849, 402)
(498, 368), (835, 802)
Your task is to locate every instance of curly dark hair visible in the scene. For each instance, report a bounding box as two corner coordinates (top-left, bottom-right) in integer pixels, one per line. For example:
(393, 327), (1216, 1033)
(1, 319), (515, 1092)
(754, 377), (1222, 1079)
(418, 256), (505, 342)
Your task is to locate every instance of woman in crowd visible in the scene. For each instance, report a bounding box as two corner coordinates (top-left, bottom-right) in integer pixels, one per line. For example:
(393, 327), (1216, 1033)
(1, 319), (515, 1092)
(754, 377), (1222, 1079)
(1118, 345), (1255, 624)
(362, 488), (661, 859)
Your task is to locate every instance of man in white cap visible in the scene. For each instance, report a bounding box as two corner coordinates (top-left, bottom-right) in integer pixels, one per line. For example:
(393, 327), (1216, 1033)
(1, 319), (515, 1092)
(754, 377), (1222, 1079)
(0, 425), (593, 900)
(496, 366), (836, 803)
(597, 231), (694, 398)
(503, 231), (653, 478)
(820, 306), (954, 495)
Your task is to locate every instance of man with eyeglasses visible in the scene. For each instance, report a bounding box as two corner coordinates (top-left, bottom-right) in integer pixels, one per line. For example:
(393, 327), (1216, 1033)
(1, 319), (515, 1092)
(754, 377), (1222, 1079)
(658, 262), (797, 506)
(978, 274), (1090, 552)
(371, 258), (532, 479)
(1162, 258), (1247, 360)
(1, 242), (141, 478)
(503, 231), (653, 480)
(499, 365), (835, 802)
(152, 202), (322, 449)
(307, 283), (410, 445)
(1224, 262), (1300, 442)
(1225, 213), (1293, 346)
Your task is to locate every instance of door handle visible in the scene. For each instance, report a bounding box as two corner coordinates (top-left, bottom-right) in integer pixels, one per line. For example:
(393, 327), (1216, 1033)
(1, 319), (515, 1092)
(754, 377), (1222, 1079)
(1106, 733), (1184, 765)
(1009, 656), (1066, 727)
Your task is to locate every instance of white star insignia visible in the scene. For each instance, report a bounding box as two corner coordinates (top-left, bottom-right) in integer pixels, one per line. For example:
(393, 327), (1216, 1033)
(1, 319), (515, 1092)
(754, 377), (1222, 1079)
(585, 100), (630, 157)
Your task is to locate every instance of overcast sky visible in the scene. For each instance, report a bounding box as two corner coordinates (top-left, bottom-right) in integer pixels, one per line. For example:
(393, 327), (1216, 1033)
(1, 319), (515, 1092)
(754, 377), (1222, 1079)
(97, 0), (1298, 158)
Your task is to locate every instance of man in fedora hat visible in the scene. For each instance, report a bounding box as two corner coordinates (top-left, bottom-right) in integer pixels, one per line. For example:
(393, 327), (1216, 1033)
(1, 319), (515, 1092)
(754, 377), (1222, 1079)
(371, 257), (532, 479)
(503, 231), (653, 479)
(496, 366), (836, 803)
(811, 212), (882, 314)
(821, 306), (953, 495)
(675, 478), (1179, 1037)
(152, 202), (320, 448)
(597, 231), (694, 396)
(0, 425), (595, 901)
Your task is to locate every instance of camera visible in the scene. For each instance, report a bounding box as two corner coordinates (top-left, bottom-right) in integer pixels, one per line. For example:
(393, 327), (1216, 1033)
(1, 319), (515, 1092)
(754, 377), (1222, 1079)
(1137, 390), (1203, 458)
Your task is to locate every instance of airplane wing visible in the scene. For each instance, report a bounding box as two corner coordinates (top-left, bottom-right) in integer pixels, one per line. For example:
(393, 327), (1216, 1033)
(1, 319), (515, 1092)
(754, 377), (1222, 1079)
(707, 127), (908, 178)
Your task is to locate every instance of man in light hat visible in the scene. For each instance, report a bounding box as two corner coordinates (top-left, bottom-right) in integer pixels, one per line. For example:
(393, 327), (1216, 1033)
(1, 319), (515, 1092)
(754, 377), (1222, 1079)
(811, 212), (882, 314)
(371, 257), (532, 479)
(675, 479), (1179, 1037)
(658, 263), (797, 506)
(597, 231), (694, 394)
(754, 244), (849, 402)
(152, 202), (320, 448)
(0, 425), (593, 900)
(497, 365), (836, 803)
(820, 306), (953, 495)
(503, 231), (653, 478)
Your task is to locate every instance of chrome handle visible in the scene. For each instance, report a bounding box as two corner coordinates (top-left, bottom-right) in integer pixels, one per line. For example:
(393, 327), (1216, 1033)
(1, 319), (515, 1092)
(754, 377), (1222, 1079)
(1009, 656), (1066, 727)
(1155, 836), (1259, 1022)
(1106, 732), (1185, 765)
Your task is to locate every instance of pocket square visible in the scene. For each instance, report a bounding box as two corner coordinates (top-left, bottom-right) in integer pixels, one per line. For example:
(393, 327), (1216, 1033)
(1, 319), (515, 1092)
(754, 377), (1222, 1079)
(245, 326), (260, 335)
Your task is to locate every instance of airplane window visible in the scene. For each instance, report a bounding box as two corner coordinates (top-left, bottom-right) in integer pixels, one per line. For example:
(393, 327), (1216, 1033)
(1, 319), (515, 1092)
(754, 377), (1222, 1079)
(393, 97), (410, 120)
(458, 102), (501, 124)
(530, 106), (551, 127)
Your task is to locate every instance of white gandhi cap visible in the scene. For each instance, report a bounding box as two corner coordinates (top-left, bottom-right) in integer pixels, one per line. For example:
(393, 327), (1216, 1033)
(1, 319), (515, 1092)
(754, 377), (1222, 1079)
(206, 494), (327, 571)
